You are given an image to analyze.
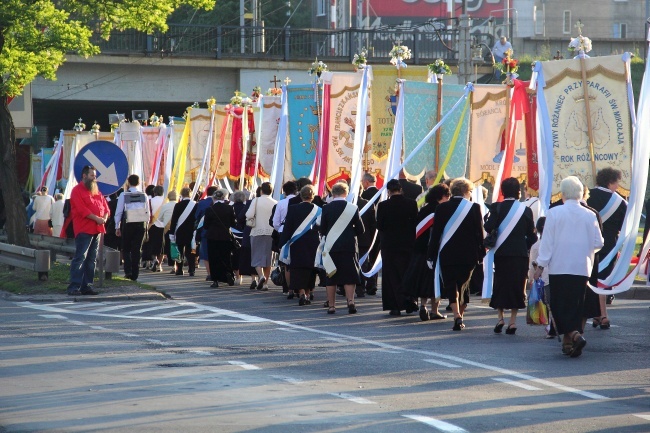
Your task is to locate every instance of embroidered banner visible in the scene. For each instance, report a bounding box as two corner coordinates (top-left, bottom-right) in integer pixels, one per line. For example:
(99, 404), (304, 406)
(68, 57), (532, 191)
(541, 54), (632, 194)
(285, 84), (320, 180)
(403, 81), (469, 179)
(141, 127), (162, 184)
(258, 96), (282, 178)
(189, 108), (213, 182)
(369, 65), (428, 186)
(469, 85), (529, 202)
(213, 105), (233, 180)
(325, 72), (366, 188)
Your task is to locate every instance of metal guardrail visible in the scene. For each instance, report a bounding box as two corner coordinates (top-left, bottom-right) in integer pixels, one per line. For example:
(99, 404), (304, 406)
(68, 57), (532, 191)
(95, 23), (467, 64)
(0, 242), (50, 274)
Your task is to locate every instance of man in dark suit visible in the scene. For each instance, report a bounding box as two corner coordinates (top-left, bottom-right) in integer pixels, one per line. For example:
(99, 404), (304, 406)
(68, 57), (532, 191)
(398, 170), (424, 200)
(356, 194), (376, 298)
(169, 187), (197, 276)
(428, 178), (485, 330)
(360, 173), (380, 294)
(361, 173), (379, 201)
(377, 179), (418, 315)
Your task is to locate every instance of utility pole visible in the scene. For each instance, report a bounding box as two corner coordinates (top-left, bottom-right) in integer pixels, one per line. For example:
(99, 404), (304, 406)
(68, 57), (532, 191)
(458, 14), (472, 85)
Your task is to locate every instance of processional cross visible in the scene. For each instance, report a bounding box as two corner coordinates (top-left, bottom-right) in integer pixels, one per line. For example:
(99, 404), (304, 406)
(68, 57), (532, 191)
(270, 75), (281, 88)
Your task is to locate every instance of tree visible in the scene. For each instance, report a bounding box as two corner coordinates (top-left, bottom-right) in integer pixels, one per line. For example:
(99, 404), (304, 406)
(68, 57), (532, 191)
(0, 0), (215, 246)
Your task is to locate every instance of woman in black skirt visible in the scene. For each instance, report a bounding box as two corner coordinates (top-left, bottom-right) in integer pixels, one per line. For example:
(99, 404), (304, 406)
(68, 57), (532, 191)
(404, 184), (450, 321)
(203, 189), (236, 287)
(484, 177), (536, 335)
(319, 182), (365, 314)
(280, 185), (321, 305)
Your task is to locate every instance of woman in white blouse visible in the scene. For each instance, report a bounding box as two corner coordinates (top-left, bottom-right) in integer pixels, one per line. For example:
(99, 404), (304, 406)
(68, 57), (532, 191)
(32, 187), (55, 236)
(245, 182), (277, 290)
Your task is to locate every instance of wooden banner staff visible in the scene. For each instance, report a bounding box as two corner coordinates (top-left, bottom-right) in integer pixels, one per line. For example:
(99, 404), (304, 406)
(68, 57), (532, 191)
(575, 21), (598, 182)
(435, 76), (443, 172)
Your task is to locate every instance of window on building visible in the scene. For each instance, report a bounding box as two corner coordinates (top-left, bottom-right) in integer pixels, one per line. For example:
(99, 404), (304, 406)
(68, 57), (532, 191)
(562, 10), (571, 34)
(620, 23), (627, 39)
(317, 0), (326, 16)
(613, 23), (628, 39)
(534, 6), (544, 35)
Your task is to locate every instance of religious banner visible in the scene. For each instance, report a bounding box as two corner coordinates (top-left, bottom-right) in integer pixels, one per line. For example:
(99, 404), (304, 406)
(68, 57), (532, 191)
(213, 105), (233, 180)
(403, 81), (470, 179)
(189, 108), (212, 181)
(469, 85), (529, 202)
(540, 54), (632, 194)
(141, 126), (163, 185)
(325, 72), (366, 188)
(258, 95), (282, 178)
(369, 65), (428, 185)
(284, 84), (320, 180)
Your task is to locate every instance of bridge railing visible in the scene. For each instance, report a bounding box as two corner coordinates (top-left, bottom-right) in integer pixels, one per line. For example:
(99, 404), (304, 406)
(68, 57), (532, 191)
(94, 24), (461, 64)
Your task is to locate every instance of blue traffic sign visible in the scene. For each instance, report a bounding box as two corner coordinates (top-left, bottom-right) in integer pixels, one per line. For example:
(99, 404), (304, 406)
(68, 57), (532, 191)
(73, 140), (129, 196)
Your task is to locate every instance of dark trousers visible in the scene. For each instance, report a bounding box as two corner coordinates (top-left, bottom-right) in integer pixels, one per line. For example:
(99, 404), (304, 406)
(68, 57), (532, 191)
(359, 243), (379, 293)
(177, 242), (196, 274)
(549, 274), (588, 335)
(207, 239), (232, 282)
(122, 222), (146, 280)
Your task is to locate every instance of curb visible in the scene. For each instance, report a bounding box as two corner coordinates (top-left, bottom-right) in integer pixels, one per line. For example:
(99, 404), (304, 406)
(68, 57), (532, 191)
(3, 291), (168, 303)
(619, 285), (650, 300)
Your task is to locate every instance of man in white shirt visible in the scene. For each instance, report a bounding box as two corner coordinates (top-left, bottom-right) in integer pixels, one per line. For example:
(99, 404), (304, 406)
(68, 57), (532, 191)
(534, 176), (603, 358)
(115, 175), (151, 280)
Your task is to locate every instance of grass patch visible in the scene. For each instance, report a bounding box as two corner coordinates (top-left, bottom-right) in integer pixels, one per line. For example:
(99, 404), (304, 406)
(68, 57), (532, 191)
(0, 262), (154, 295)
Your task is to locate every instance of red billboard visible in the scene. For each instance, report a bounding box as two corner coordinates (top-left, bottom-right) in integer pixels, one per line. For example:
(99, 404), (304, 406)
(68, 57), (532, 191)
(356, 0), (506, 21)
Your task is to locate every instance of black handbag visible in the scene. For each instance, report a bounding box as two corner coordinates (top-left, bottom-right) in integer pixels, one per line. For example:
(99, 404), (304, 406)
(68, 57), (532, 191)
(484, 203), (500, 249)
(209, 205), (240, 251)
(270, 266), (285, 286)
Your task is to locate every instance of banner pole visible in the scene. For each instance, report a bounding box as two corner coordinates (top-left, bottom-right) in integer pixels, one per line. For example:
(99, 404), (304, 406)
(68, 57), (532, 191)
(579, 55), (598, 184)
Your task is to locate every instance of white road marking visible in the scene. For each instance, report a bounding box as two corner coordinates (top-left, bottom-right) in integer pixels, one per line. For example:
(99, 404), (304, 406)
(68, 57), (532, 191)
(90, 326), (108, 330)
(83, 303), (149, 313)
(321, 337), (349, 344)
(403, 415), (468, 432)
(119, 332), (139, 337)
(65, 319), (87, 326)
(330, 393), (376, 405)
(275, 327), (300, 332)
(423, 359), (461, 368)
(156, 308), (204, 317)
(634, 414), (650, 421)
(119, 305), (179, 315)
(39, 314), (67, 320)
(189, 350), (213, 356)
(586, 320), (619, 328)
(492, 377), (543, 391)
(228, 361), (261, 370)
(146, 339), (173, 346)
(270, 375), (303, 384)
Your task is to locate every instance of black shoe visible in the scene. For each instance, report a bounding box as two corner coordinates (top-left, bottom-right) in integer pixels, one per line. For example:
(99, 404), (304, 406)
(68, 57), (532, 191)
(389, 310), (401, 316)
(80, 288), (99, 295)
(299, 295), (306, 306)
(419, 306), (430, 321)
(287, 292), (295, 300)
(452, 317), (464, 331)
(405, 302), (419, 314)
(210, 282), (219, 288)
(445, 305), (453, 312)
(256, 277), (266, 291)
(309, 293), (314, 301)
(206, 275), (212, 281)
(67, 289), (82, 296)
(348, 302), (357, 314)
(189, 272), (195, 277)
(494, 320), (505, 334)
(169, 269), (177, 274)
(175, 271), (184, 276)
(250, 280), (258, 290)
(366, 288), (377, 296)
(355, 290), (366, 298)
(125, 274), (132, 280)
(304, 299), (312, 305)
(227, 274), (235, 286)
(129, 276), (138, 281)
(505, 324), (517, 335)
(569, 334), (587, 358)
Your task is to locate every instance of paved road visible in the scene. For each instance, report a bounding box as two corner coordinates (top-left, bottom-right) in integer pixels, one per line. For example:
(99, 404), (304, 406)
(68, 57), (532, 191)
(1, 269), (649, 432)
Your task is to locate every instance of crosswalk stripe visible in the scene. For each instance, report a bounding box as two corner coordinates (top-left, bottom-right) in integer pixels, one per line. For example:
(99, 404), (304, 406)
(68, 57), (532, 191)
(86, 303), (152, 313)
(156, 308), (205, 317)
(120, 305), (179, 315)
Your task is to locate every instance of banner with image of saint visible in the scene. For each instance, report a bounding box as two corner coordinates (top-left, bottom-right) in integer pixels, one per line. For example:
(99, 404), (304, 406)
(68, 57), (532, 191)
(369, 65), (428, 185)
(284, 84), (320, 180)
(403, 81), (469, 179)
(469, 85), (530, 202)
(258, 96), (282, 178)
(541, 54), (632, 194)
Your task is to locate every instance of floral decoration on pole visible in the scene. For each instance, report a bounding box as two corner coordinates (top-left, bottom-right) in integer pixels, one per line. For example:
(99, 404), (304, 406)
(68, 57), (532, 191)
(229, 91), (252, 107)
(428, 58), (452, 79)
(353, 48), (368, 71)
(90, 121), (100, 135)
(206, 97), (216, 112)
(389, 40), (412, 78)
(73, 118), (86, 131)
(568, 21), (592, 59)
(494, 49), (519, 86)
(149, 113), (163, 126)
(267, 87), (282, 96)
(251, 86), (262, 102)
(309, 58), (329, 79)
(183, 102), (200, 120)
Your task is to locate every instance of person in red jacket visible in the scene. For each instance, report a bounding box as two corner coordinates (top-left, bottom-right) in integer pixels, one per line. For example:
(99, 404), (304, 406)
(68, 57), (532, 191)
(67, 165), (110, 296)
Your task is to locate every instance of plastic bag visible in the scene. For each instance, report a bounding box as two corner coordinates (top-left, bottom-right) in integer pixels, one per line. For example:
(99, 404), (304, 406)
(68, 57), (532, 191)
(526, 278), (548, 325)
(170, 241), (181, 263)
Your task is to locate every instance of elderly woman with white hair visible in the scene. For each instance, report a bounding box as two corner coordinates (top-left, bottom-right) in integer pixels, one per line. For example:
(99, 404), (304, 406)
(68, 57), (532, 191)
(534, 176), (604, 358)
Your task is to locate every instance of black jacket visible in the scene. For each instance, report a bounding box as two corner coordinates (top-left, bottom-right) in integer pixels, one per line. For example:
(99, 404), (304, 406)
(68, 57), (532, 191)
(586, 187), (626, 253)
(357, 196), (377, 249)
(169, 199), (196, 246)
(361, 186), (379, 201)
(377, 194), (418, 252)
(483, 199), (536, 257)
(203, 202), (236, 241)
(428, 197), (485, 265)
(319, 200), (365, 253)
(399, 178), (424, 201)
(279, 202), (320, 268)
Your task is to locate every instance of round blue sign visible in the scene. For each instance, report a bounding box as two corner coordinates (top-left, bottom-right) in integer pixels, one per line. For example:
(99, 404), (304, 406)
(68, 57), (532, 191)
(73, 140), (129, 196)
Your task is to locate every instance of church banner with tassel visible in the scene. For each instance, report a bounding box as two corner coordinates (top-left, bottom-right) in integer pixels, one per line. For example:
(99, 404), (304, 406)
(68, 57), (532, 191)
(258, 96), (282, 178)
(284, 84), (320, 181)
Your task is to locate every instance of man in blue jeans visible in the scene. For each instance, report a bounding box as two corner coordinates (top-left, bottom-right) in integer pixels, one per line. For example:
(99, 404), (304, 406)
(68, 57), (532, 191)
(67, 166), (110, 296)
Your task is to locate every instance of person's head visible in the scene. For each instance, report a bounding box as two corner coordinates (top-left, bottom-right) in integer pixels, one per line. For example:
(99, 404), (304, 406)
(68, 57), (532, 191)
(536, 216), (546, 236)
(261, 182), (273, 196)
(54, 193), (63, 201)
(560, 176), (584, 201)
(450, 177), (474, 198)
(153, 185), (164, 197)
(213, 188), (228, 201)
(282, 181), (297, 196)
(386, 179), (402, 196)
(501, 177), (521, 200)
(167, 190), (178, 202)
(296, 177), (313, 190)
(180, 187), (191, 199)
(205, 186), (218, 198)
(425, 183), (451, 204)
(331, 182), (349, 198)
(145, 184), (155, 196)
(255, 186), (262, 198)
(300, 185), (315, 202)
(231, 190), (246, 204)
(424, 170), (438, 188)
(127, 174), (140, 188)
(361, 172), (376, 189)
(500, 36), (507, 45)
(40, 186), (48, 195)
(443, 177), (455, 187)
(595, 167), (622, 192)
(189, 181), (196, 192)
(81, 165), (98, 194)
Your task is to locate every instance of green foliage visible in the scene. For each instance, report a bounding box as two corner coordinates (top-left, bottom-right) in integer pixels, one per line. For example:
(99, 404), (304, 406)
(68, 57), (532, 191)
(0, 0), (216, 97)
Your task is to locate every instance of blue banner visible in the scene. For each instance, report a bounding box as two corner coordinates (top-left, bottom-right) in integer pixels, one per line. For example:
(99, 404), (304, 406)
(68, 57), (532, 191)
(286, 84), (320, 179)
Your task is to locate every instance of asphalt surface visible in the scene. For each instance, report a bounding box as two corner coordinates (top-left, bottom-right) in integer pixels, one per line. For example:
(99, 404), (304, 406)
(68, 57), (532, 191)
(1, 267), (649, 433)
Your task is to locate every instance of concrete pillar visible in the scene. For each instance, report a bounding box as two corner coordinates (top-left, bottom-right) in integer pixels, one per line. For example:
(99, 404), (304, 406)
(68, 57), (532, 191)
(458, 14), (472, 86)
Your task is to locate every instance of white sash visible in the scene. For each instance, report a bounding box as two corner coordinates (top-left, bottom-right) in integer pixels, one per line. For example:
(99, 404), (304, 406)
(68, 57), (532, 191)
(481, 201), (526, 299)
(434, 199), (473, 299)
(174, 200), (196, 238)
(597, 188), (625, 223)
(316, 202), (357, 277)
(280, 205), (321, 265)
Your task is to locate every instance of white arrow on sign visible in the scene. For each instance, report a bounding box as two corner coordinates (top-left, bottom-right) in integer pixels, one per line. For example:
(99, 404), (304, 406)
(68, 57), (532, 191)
(83, 149), (119, 186)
